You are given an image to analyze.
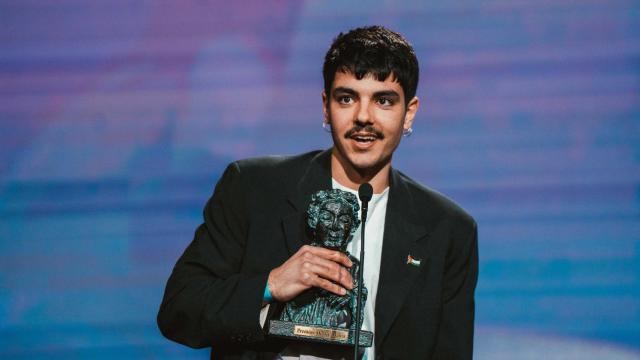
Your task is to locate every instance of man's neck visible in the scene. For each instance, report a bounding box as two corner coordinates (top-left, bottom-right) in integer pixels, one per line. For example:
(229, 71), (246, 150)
(330, 149), (391, 194)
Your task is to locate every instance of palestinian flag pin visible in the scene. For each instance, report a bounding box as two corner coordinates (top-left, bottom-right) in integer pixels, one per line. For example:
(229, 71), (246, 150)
(407, 255), (421, 267)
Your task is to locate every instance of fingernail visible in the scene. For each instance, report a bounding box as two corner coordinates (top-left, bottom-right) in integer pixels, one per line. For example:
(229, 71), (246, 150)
(341, 288), (347, 295)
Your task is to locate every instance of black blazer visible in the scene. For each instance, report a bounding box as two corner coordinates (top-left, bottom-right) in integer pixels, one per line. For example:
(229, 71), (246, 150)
(158, 149), (478, 359)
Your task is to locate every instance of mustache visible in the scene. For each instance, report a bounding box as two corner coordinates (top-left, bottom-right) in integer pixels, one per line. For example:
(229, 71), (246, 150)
(344, 125), (385, 139)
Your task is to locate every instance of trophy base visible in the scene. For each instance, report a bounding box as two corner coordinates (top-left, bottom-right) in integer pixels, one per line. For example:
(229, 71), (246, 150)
(268, 320), (373, 347)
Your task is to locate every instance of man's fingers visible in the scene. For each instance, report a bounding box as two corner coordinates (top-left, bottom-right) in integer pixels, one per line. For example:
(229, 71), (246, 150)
(299, 245), (353, 268)
(271, 245), (354, 300)
(313, 257), (353, 290)
(301, 259), (353, 290)
(308, 273), (347, 296)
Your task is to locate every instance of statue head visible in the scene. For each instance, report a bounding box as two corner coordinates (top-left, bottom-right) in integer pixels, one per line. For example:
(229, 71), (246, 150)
(307, 189), (361, 251)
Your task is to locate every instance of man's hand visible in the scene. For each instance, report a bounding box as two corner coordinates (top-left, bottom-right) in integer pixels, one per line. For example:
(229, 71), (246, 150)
(267, 245), (354, 302)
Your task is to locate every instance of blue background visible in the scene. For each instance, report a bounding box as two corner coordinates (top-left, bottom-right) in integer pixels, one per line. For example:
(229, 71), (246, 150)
(1, 1), (639, 358)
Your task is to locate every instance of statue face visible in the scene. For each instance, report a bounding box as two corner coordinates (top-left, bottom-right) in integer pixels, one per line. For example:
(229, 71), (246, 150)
(315, 200), (355, 250)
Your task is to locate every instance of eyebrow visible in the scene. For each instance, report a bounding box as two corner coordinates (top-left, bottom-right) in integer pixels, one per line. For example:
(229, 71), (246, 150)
(332, 87), (357, 96)
(332, 87), (400, 99)
(373, 90), (400, 99)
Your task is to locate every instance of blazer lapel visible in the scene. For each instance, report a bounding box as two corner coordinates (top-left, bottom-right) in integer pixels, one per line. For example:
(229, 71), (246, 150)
(374, 169), (430, 347)
(282, 149), (333, 255)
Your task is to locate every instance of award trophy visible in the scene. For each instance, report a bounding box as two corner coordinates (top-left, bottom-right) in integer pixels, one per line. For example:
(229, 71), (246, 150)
(267, 189), (373, 348)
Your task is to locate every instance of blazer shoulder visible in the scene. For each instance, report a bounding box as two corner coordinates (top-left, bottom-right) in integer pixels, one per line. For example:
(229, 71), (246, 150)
(395, 169), (476, 229)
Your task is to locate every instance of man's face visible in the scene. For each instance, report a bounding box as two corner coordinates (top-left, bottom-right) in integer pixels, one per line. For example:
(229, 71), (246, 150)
(315, 200), (354, 250)
(323, 71), (419, 175)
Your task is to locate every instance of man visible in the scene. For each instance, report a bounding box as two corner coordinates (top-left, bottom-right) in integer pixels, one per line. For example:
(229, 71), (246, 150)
(158, 26), (478, 359)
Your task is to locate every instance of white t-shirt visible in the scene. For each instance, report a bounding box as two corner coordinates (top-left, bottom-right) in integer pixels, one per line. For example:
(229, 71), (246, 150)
(268, 180), (389, 360)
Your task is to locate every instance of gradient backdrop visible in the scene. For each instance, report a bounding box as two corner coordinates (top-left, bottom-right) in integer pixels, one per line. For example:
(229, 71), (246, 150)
(1, 1), (639, 359)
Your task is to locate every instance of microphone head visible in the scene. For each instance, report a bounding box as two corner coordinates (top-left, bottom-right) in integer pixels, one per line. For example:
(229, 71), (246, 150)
(358, 183), (373, 203)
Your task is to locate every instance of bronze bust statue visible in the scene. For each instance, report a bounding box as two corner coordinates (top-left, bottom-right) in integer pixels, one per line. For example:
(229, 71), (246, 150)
(279, 189), (368, 331)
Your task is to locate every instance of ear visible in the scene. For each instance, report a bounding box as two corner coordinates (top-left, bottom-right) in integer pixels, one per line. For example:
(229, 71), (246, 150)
(322, 90), (329, 122)
(403, 96), (420, 131)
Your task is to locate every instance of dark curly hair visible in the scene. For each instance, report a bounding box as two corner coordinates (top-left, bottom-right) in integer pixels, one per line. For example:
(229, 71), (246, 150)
(307, 189), (360, 237)
(323, 25), (420, 105)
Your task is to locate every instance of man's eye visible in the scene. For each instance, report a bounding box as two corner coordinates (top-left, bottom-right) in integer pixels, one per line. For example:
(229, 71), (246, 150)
(338, 96), (353, 105)
(377, 97), (394, 106)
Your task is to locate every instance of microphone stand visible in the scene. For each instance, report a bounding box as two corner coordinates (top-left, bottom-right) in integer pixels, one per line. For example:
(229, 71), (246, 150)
(354, 183), (372, 360)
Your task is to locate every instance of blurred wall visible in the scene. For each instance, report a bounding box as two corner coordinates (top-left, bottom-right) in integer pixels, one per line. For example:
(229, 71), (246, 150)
(1, 1), (639, 358)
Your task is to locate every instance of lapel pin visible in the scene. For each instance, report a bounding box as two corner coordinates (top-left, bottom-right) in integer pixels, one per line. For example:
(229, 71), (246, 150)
(407, 254), (421, 267)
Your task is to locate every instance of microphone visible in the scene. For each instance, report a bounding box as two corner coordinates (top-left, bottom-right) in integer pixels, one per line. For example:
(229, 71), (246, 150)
(358, 183), (373, 208)
(354, 183), (373, 359)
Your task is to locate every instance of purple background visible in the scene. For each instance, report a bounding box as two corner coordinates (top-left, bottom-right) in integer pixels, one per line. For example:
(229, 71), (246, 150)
(1, 1), (639, 358)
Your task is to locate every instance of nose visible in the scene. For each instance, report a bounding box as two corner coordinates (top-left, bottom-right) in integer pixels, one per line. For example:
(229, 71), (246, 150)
(356, 98), (373, 125)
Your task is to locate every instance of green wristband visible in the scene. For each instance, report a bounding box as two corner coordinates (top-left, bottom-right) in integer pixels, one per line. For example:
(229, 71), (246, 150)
(263, 282), (273, 303)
